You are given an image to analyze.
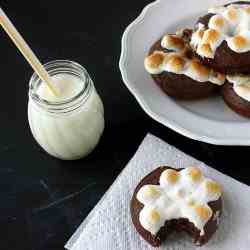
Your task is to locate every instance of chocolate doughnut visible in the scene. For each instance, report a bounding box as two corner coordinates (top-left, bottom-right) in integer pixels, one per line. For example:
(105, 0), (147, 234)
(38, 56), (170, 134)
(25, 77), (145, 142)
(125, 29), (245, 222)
(191, 2), (250, 74)
(130, 166), (222, 247)
(144, 30), (225, 100)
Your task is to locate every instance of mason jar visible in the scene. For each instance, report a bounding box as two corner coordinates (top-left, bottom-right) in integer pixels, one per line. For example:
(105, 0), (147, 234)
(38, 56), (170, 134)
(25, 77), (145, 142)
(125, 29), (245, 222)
(28, 60), (104, 160)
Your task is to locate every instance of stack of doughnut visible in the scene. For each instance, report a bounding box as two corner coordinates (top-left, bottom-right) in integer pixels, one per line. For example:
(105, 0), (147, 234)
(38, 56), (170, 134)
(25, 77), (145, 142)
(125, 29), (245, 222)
(144, 1), (250, 118)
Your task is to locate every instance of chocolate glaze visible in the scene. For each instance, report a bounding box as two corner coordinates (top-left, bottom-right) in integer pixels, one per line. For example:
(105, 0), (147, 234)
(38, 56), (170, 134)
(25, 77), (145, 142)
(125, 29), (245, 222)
(194, 1), (250, 74)
(130, 166), (222, 247)
(222, 81), (250, 117)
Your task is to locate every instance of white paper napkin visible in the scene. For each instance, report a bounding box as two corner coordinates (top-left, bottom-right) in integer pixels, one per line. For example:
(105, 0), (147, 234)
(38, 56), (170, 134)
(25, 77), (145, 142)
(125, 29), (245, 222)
(65, 134), (250, 250)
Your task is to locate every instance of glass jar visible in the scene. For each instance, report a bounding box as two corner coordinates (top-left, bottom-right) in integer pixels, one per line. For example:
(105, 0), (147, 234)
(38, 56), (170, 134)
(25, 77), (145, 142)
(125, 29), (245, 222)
(28, 60), (104, 160)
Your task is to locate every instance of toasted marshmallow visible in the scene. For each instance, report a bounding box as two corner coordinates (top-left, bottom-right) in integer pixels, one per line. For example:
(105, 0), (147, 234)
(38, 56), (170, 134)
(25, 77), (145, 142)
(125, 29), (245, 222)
(230, 34), (247, 48)
(191, 29), (204, 48)
(202, 29), (220, 44)
(139, 207), (165, 235)
(223, 6), (239, 25)
(197, 43), (214, 58)
(191, 23), (205, 47)
(194, 205), (212, 221)
(185, 166), (203, 182)
(144, 48), (222, 85)
(196, 29), (205, 40)
(203, 180), (221, 195)
(144, 185), (160, 198)
(181, 203), (213, 236)
(186, 59), (210, 82)
(243, 6), (250, 15)
(160, 169), (179, 187)
(165, 54), (185, 73)
(209, 15), (228, 33)
(137, 185), (161, 205)
(161, 34), (185, 51)
(202, 29), (224, 52)
(144, 51), (165, 74)
(148, 209), (161, 223)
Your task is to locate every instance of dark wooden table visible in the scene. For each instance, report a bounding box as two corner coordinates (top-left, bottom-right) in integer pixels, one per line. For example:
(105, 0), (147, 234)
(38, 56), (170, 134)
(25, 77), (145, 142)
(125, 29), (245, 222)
(0, 1), (250, 249)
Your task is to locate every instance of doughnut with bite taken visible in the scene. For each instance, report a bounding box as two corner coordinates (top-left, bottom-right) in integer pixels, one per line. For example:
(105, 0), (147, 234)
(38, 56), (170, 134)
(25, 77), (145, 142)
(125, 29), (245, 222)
(130, 166), (223, 247)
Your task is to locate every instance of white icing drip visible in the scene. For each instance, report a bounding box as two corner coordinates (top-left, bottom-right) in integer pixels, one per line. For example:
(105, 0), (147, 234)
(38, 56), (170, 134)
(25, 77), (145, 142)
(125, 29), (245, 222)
(192, 4), (250, 58)
(227, 30), (250, 52)
(227, 74), (250, 102)
(136, 167), (222, 236)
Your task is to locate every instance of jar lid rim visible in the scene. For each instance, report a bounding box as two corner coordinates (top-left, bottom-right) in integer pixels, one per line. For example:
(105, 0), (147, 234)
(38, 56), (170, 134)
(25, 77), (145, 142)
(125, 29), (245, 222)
(29, 60), (92, 112)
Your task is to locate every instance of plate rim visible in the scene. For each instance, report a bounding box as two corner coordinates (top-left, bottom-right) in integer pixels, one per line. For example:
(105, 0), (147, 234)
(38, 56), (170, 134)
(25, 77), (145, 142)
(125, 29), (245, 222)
(119, 0), (250, 146)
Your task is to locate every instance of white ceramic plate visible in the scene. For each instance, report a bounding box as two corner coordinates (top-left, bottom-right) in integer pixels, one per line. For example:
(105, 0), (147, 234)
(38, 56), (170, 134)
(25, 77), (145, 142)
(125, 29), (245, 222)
(119, 0), (250, 146)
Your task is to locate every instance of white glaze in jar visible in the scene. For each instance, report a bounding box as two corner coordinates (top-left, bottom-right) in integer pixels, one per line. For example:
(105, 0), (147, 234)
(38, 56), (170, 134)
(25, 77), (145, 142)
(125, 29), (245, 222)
(28, 60), (104, 160)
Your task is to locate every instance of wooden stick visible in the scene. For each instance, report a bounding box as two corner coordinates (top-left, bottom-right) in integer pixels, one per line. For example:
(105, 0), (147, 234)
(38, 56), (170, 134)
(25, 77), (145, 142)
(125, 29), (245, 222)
(0, 7), (58, 96)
